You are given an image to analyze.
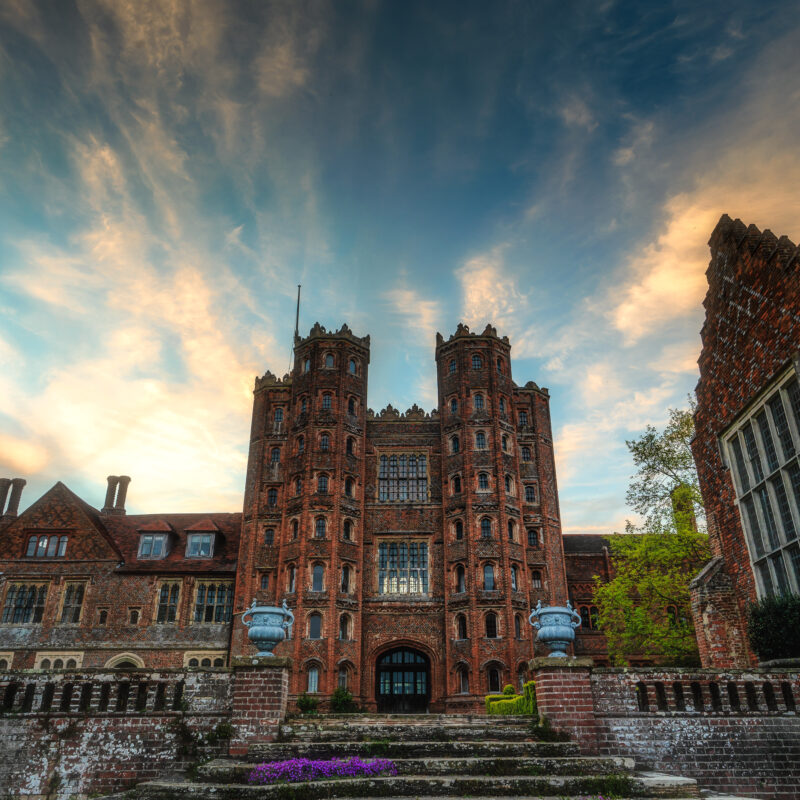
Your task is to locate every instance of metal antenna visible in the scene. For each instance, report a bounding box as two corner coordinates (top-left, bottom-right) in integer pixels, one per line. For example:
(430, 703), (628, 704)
(289, 284), (301, 373)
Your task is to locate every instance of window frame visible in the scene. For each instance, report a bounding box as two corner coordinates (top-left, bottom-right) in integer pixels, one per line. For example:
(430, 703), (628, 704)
(186, 533), (215, 559)
(138, 533), (168, 559)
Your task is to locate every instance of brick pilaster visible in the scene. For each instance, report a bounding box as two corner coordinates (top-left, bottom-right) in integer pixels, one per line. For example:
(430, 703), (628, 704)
(530, 656), (598, 753)
(229, 656), (291, 756)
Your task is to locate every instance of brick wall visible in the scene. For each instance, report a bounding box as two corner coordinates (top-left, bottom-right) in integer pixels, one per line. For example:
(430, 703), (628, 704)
(531, 659), (800, 798)
(0, 662), (289, 799)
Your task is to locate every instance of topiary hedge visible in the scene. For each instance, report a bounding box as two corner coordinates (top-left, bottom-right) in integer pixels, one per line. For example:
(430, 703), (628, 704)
(747, 593), (800, 662)
(485, 681), (536, 716)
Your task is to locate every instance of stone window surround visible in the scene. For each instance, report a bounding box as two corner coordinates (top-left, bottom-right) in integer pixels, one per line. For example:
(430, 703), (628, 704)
(35, 650), (84, 670)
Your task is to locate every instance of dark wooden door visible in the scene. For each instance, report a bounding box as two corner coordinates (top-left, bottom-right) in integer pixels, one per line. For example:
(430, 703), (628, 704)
(375, 648), (430, 713)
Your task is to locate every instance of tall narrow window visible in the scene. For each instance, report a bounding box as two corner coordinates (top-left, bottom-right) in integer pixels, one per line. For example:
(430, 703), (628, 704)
(348, 397), (356, 415)
(510, 565), (519, 591)
(484, 564), (495, 590)
(300, 397), (307, 414)
(519, 410), (528, 426)
(292, 520), (299, 539)
(260, 574), (270, 590)
(476, 431), (486, 449)
(156, 583), (179, 624)
(343, 520), (353, 541)
(267, 488), (278, 506)
(287, 565), (296, 593)
(478, 473), (489, 490)
(345, 477), (354, 496)
(312, 565), (324, 592)
(499, 397), (506, 414)
(346, 437), (354, 455)
(486, 613), (498, 639)
(325, 353), (334, 368)
(60, 583), (85, 624)
(451, 436), (460, 453)
(507, 520), (515, 540)
(525, 485), (537, 503)
(450, 398), (458, 415)
(295, 477), (302, 495)
(317, 475), (328, 494)
(338, 667), (349, 689)
(378, 541), (429, 594)
(453, 475), (462, 493)
(349, 358), (357, 375)
(303, 358), (311, 373)
(472, 354), (482, 369)
(504, 474), (512, 492)
(308, 666), (319, 691)
(527, 528), (539, 547)
(502, 435), (509, 452)
(514, 615), (522, 639)
(456, 565), (466, 593)
(458, 666), (469, 694)
(531, 570), (542, 588)
(480, 518), (492, 538)
(496, 357), (503, 374)
(474, 394), (484, 411)
(455, 520), (464, 540)
(308, 614), (322, 639)
(456, 614), (468, 640)
(320, 434), (330, 451)
(521, 446), (531, 461)
(315, 518), (326, 539)
(274, 408), (283, 424)
(341, 565), (351, 593)
(322, 393), (332, 410)
(264, 528), (274, 545)
(339, 614), (350, 640)
(271, 447), (280, 463)
(449, 359), (456, 374)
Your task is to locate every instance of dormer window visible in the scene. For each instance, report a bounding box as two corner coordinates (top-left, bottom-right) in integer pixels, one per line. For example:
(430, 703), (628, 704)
(138, 534), (168, 559)
(187, 533), (214, 558)
(26, 534), (68, 559)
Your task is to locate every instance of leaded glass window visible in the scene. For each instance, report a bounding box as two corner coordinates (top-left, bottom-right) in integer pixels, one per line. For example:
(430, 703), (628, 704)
(378, 454), (428, 502)
(378, 541), (429, 594)
(193, 582), (233, 623)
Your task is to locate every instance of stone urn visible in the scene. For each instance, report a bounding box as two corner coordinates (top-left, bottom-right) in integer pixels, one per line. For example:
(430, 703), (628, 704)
(528, 601), (581, 658)
(241, 599), (294, 656)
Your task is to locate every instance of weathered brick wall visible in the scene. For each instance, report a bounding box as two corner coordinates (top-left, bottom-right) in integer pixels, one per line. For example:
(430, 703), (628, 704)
(532, 659), (800, 798)
(691, 215), (800, 667)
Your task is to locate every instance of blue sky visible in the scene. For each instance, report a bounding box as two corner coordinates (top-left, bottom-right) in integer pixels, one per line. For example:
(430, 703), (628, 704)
(1, 1), (799, 533)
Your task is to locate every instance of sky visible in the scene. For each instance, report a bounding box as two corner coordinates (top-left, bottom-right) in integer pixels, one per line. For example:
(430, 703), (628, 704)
(1, 0), (799, 534)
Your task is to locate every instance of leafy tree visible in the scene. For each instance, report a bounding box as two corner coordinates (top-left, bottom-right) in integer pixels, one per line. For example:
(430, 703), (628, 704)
(593, 406), (710, 666)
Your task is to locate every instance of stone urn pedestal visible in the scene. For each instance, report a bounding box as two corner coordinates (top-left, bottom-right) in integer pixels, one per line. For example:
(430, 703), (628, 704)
(528, 601), (581, 658)
(241, 599), (294, 656)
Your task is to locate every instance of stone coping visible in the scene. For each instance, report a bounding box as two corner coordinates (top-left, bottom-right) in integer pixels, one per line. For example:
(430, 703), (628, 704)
(231, 656), (292, 669)
(529, 657), (594, 669)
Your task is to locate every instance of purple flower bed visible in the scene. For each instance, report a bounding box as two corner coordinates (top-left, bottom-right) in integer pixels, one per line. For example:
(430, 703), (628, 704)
(248, 757), (398, 785)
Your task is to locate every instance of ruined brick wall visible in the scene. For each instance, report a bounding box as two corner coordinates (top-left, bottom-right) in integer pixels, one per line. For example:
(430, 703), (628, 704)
(691, 215), (800, 667)
(0, 668), (233, 799)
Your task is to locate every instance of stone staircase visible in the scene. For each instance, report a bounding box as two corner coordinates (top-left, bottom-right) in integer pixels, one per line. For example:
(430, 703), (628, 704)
(109, 714), (713, 799)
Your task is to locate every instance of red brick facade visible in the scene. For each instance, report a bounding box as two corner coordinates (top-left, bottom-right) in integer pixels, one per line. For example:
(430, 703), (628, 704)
(690, 215), (800, 668)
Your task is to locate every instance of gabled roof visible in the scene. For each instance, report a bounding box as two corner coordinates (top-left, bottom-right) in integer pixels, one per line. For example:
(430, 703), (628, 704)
(136, 519), (173, 532)
(184, 517), (221, 532)
(562, 534), (609, 554)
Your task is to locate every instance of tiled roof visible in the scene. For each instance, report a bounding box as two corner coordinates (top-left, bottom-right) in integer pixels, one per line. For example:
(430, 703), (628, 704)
(562, 534), (609, 553)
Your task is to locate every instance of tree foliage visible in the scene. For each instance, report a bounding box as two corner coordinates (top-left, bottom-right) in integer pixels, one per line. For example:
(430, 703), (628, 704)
(593, 406), (711, 666)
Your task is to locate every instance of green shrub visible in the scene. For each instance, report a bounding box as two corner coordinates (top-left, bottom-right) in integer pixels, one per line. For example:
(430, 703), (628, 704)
(484, 694), (507, 713)
(502, 684), (516, 695)
(529, 716), (570, 741)
(747, 593), (800, 662)
(521, 680), (537, 715)
(296, 692), (319, 714)
(330, 687), (359, 713)
(485, 682), (536, 716)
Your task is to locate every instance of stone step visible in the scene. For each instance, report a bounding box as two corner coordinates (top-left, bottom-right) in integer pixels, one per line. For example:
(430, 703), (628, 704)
(199, 755), (635, 783)
(247, 738), (580, 760)
(279, 722), (533, 742)
(129, 772), (699, 799)
(290, 714), (525, 725)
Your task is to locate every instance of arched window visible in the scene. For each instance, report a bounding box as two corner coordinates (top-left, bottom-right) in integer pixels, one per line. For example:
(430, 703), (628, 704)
(298, 435), (305, 453)
(264, 528), (274, 546)
(315, 518), (326, 539)
(511, 564), (519, 591)
(312, 565), (324, 592)
(303, 358), (311, 373)
(478, 473), (489, 490)
(531, 570), (542, 588)
(472, 354), (482, 369)
(455, 520), (463, 540)
(346, 437), (354, 455)
(476, 431), (486, 449)
(458, 665), (469, 694)
(474, 394), (484, 411)
(484, 563), (495, 590)
(295, 477), (302, 495)
(456, 565), (466, 593)
(456, 614), (468, 640)
(580, 606), (591, 629)
(502, 435), (509, 452)
(320, 434), (330, 451)
(527, 528), (538, 547)
(518, 665), (527, 689)
(666, 605), (679, 626)
(590, 606), (599, 629)
(338, 667), (349, 689)
(504, 474), (512, 492)
(449, 359), (456, 374)
(322, 393), (332, 410)
(292, 520), (299, 539)
(308, 613), (322, 639)
(287, 565), (296, 593)
(274, 408), (284, 424)
(480, 518), (492, 539)
(525, 485), (536, 503)
(349, 358), (357, 375)
(519, 410), (528, 426)
(271, 447), (280, 463)
(317, 475), (328, 494)
(345, 477), (354, 497)
(496, 357), (503, 374)
(267, 488), (278, 506)
(451, 435), (460, 453)
(450, 398), (458, 415)
(452, 475), (462, 494)
(507, 520), (515, 541)
(348, 397), (356, 415)
(300, 397), (307, 414)
(486, 613), (498, 639)
(339, 614), (350, 640)
(514, 615), (522, 639)
(307, 665), (319, 692)
(325, 353), (334, 368)
(260, 573), (270, 590)
(521, 446), (531, 462)
(343, 520), (352, 541)
(499, 398), (506, 414)
(341, 565), (351, 593)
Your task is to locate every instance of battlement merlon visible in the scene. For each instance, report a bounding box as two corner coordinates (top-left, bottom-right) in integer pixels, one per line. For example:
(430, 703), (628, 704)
(294, 322), (371, 355)
(254, 370), (293, 391)
(435, 322), (511, 352)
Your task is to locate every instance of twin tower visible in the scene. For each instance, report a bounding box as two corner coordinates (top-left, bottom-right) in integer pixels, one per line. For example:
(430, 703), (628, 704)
(233, 322), (568, 713)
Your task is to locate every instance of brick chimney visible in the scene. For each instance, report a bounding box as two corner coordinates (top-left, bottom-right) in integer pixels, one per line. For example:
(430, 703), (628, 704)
(5, 478), (26, 517)
(102, 476), (119, 513)
(0, 478), (10, 515)
(115, 476), (131, 515)
(102, 475), (131, 516)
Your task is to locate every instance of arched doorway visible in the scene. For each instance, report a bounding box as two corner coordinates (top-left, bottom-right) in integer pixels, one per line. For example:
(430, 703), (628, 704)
(375, 647), (430, 713)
